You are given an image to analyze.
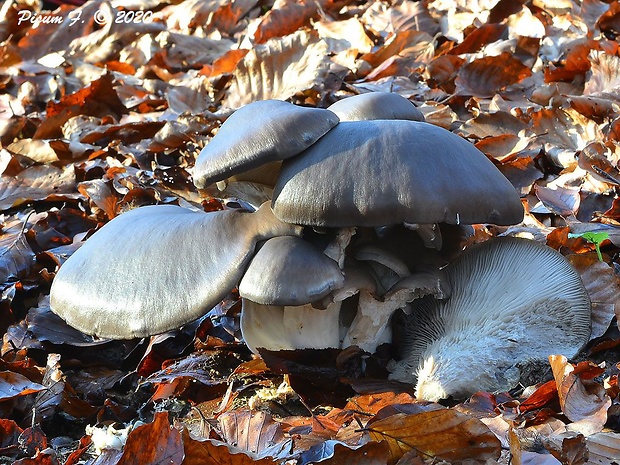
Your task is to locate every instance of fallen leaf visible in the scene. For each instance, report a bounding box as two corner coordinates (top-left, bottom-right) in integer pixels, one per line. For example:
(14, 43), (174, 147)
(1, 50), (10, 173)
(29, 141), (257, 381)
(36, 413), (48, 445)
(300, 440), (391, 465)
(0, 371), (44, 401)
(549, 355), (611, 436)
(455, 51), (532, 97)
(448, 23), (507, 55)
(35, 73), (127, 140)
(0, 221), (35, 285)
(117, 412), (184, 465)
(535, 185), (581, 217)
(566, 254), (620, 339)
(0, 165), (76, 211)
(224, 31), (330, 108)
(218, 410), (291, 460)
(365, 409), (501, 464)
(254, 0), (329, 44)
(345, 392), (417, 416)
(7, 139), (59, 164)
(182, 429), (278, 465)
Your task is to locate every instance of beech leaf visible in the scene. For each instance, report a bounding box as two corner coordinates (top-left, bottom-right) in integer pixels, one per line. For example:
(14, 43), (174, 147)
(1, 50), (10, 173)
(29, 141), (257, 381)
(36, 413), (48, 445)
(365, 409), (501, 464)
(117, 412), (184, 465)
(224, 31), (330, 108)
(549, 355), (611, 436)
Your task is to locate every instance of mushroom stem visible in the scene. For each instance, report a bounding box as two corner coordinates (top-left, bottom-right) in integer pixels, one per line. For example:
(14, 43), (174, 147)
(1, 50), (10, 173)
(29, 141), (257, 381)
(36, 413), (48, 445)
(343, 267), (450, 353)
(240, 299), (341, 352)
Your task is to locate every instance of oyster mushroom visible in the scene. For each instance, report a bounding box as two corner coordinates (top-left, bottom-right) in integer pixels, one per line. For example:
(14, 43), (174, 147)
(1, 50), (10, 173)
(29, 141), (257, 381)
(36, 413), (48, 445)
(240, 260), (377, 353)
(238, 236), (345, 306)
(271, 120), (524, 227)
(50, 203), (301, 339)
(328, 91), (425, 122)
(193, 99), (339, 189)
(389, 237), (591, 402)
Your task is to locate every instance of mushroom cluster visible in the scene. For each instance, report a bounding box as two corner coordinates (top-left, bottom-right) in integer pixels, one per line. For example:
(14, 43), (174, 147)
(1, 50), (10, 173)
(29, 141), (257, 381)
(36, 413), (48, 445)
(49, 92), (591, 400)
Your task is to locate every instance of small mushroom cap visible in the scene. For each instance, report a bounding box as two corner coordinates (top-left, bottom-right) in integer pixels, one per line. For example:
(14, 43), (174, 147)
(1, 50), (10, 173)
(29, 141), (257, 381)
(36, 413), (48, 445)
(193, 100), (339, 189)
(50, 203), (301, 339)
(389, 237), (591, 401)
(272, 120), (524, 227)
(239, 236), (345, 306)
(328, 92), (424, 122)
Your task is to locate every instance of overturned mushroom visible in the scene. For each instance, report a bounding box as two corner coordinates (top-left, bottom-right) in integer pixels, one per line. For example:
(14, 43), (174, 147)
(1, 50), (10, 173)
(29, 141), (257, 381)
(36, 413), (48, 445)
(389, 237), (591, 402)
(272, 120), (524, 227)
(328, 91), (425, 122)
(50, 203), (301, 339)
(193, 99), (339, 189)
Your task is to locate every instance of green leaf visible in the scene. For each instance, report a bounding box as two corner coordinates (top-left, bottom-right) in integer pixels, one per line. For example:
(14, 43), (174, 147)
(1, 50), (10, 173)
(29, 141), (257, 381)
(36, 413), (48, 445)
(567, 231), (610, 261)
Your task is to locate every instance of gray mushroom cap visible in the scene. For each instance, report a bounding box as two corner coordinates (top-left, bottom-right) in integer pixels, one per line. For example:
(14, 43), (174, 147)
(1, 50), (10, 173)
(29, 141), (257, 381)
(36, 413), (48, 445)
(193, 100), (339, 189)
(271, 120), (524, 227)
(328, 92), (424, 122)
(50, 203), (301, 339)
(389, 237), (592, 402)
(238, 236), (345, 306)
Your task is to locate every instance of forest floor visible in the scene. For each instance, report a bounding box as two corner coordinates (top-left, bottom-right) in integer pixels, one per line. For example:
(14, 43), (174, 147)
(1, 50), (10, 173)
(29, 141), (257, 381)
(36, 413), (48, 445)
(1, 0), (620, 463)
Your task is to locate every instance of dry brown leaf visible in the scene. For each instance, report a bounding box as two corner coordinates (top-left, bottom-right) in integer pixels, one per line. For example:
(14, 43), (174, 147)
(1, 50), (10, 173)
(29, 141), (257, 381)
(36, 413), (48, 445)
(535, 185), (580, 216)
(426, 54), (465, 93)
(77, 180), (118, 220)
(360, 30), (433, 71)
(218, 409), (290, 460)
(577, 141), (620, 186)
(449, 23), (507, 55)
(459, 111), (530, 139)
(549, 355), (610, 436)
(182, 429), (278, 465)
(455, 51), (532, 98)
(201, 49), (250, 78)
(223, 30), (330, 108)
(584, 51), (620, 99)
(585, 431), (620, 464)
(544, 39), (597, 83)
(0, 165), (76, 212)
(596, 2), (620, 38)
(117, 412), (184, 465)
(0, 222), (35, 285)
(16, 3), (102, 61)
(254, 0), (329, 44)
(366, 409), (501, 464)
(35, 73), (127, 140)
(7, 139), (59, 164)
(305, 440), (392, 465)
(0, 371), (44, 401)
(529, 108), (603, 168)
(566, 254), (620, 339)
(314, 18), (374, 54)
(345, 392), (417, 417)
(569, 95), (619, 120)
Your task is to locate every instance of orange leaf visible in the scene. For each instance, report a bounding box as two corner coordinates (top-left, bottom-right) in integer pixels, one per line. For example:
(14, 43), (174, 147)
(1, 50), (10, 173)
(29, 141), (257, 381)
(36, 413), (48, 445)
(455, 51), (532, 97)
(366, 409), (501, 464)
(549, 355), (610, 436)
(182, 429), (278, 465)
(117, 412), (184, 465)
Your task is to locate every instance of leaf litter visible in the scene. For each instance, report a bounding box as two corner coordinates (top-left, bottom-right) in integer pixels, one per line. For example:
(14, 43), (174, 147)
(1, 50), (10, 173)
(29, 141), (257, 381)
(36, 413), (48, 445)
(1, 0), (620, 464)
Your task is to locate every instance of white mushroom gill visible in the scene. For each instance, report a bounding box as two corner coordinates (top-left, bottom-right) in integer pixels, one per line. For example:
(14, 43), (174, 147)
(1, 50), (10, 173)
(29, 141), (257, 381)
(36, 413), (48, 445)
(389, 237), (591, 401)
